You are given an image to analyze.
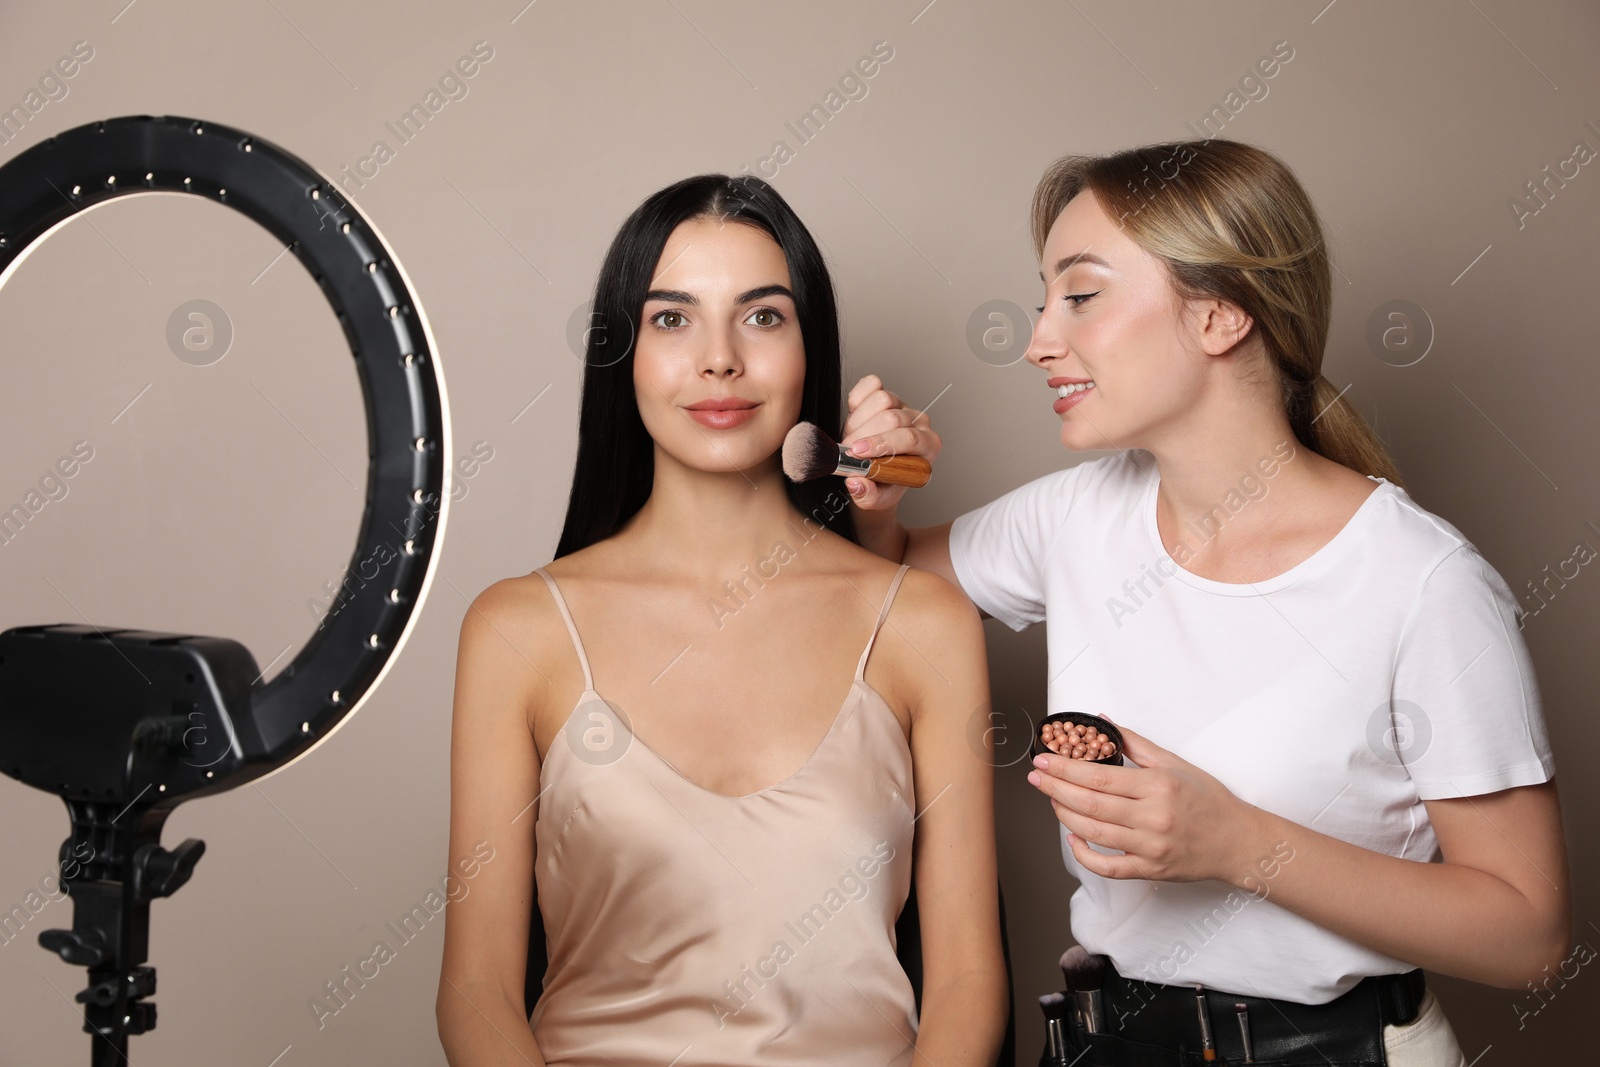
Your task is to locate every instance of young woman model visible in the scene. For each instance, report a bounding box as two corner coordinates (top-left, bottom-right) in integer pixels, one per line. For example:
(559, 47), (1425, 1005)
(843, 140), (1570, 1066)
(436, 174), (1008, 1066)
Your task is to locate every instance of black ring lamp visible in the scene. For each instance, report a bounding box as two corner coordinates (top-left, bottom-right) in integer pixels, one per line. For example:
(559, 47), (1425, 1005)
(0, 115), (448, 1064)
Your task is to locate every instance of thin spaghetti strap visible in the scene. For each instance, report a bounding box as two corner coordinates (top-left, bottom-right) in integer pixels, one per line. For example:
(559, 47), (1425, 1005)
(855, 564), (912, 681)
(533, 567), (595, 693)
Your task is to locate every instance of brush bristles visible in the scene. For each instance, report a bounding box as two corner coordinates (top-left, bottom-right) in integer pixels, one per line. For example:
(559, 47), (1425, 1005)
(1059, 946), (1104, 990)
(781, 421), (841, 482)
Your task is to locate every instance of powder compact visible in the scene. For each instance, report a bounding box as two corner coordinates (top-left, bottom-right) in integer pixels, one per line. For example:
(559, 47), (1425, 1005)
(1030, 712), (1125, 767)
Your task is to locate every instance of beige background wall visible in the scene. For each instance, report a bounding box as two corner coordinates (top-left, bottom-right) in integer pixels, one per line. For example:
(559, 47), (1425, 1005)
(1, 0), (1595, 1062)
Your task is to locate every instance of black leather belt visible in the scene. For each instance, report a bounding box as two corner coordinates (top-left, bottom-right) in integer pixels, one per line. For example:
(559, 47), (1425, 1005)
(1043, 958), (1427, 1066)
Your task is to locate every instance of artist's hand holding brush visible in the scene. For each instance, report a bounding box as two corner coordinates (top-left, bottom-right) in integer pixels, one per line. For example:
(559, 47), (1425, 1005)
(840, 374), (942, 510)
(1027, 722), (1270, 889)
(839, 374), (943, 561)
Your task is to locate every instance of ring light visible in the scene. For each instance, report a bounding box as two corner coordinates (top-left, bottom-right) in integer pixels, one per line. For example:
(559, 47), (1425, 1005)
(0, 115), (449, 1064)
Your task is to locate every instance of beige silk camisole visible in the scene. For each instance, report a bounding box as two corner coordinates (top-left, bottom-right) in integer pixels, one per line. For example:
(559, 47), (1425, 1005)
(527, 564), (919, 1066)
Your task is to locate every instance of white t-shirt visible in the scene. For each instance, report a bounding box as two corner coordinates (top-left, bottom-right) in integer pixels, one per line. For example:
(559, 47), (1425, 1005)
(948, 451), (1555, 1004)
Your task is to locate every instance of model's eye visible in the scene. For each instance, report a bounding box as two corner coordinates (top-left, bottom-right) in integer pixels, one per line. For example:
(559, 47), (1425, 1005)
(1067, 291), (1100, 307)
(745, 307), (784, 328)
(650, 310), (687, 329)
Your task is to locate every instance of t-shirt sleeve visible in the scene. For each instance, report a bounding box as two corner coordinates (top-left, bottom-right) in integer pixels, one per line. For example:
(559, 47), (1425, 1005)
(1390, 544), (1555, 800)
(947, 466), (1080, 632)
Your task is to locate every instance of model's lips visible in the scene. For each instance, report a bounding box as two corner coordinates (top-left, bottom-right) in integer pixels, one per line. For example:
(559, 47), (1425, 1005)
(684, 397), (759, 411)
(684, 397), (760, 428)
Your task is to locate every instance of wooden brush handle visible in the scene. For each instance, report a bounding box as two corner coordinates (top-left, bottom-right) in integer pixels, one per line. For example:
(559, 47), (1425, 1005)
(864, 454), (932, 488)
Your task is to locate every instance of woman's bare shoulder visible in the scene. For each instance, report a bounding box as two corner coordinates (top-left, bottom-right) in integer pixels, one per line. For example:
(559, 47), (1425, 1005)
(885, 565), (982, 646)
(532, 539), (639, 596)
(815, 530), (975, 621)
(466, 568), (559, 633)
(456, 566), (585, 720)
(820, 536), (983, 682)
(485, 534), (624, 603)
(840, 545), (986, 725)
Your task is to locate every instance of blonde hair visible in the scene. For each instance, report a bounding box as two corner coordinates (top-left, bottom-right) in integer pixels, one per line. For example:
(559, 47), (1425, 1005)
(1030, 139), (1404, 488)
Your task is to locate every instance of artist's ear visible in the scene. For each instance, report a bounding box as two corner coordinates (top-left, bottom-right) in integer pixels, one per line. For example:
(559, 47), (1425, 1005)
(1188, 297), (1254, 357)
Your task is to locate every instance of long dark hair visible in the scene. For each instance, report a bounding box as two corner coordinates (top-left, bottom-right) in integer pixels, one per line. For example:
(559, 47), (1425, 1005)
(554, 174), (857, 558)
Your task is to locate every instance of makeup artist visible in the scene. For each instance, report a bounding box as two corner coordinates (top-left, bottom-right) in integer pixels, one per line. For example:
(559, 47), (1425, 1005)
(844, 139), (1571, 1066)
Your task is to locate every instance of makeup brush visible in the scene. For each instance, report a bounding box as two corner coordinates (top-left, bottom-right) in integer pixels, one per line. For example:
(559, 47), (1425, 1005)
(1037, 992), (1071, 1066)
(1194, 984), (1217, 1061)
(1235, 1002), (1255, 1063)
(781, 421), (931, 488)
(1059, 946), (1106, 1034)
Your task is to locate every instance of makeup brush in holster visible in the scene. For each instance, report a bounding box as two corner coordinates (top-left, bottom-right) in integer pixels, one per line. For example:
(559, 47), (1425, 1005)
(1060, 946), (1106, 1034)
(1037, 992), (1073, 1067)
(781, 421), (932, 488)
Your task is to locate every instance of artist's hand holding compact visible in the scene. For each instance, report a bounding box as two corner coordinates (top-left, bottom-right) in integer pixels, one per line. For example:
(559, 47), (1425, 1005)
(839, 374), (942, 510)
(1027, 722), (1266, 887)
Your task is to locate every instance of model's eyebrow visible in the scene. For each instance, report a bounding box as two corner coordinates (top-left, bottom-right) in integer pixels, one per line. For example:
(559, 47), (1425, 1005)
(643, 284), (795, 305)
(644, 288), (698, 305)
(736, 284), (794, 303)
(1039, 251), (1112, 281)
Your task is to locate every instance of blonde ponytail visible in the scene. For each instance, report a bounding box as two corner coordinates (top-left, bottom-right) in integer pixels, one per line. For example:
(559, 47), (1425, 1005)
(1300, 375), (1403, 485)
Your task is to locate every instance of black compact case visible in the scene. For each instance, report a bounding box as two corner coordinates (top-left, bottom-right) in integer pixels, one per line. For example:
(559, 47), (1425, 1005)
(1029, 712), (1125, 766)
